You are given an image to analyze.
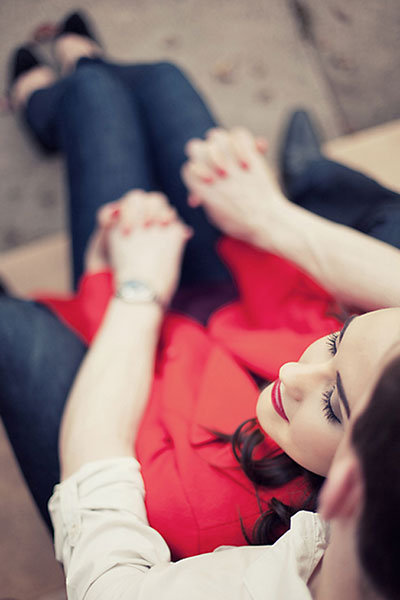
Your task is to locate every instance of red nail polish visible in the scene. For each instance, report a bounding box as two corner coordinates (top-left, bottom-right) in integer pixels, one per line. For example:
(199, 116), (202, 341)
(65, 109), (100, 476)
(240, 160), (249, 170)
(111, 207), (120, 218)
(202, 176), (214, 184)
(216, 167), (228, 178)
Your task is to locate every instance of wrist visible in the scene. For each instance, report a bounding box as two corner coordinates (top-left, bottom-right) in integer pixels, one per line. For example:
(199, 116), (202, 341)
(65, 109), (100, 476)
(250, 193), (292, 252)
(109, 297), (164, 328)
(115, 279), (168, 310)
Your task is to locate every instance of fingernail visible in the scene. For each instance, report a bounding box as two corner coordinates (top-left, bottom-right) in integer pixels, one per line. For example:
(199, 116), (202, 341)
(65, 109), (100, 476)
(188, 195), (199, 207)
(202, 175), (214, 184)
(216, 167), (228, 178)
(240, 160), (249, 170)
(111, 207), (120, 218)
(257, 140), (268, 153)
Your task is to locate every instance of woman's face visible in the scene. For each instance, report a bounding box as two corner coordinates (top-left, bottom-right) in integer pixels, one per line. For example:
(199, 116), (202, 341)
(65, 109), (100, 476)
(256, 308), (400, 476)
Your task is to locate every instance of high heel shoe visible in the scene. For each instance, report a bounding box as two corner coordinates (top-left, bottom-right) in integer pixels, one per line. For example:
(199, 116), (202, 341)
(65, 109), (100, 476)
(56, 10), (100, 45)
(279, 109), (323, 197)
(8, 45), (44, 89)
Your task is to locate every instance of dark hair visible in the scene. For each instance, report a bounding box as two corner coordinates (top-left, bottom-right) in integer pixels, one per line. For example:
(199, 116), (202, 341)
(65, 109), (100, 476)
(217, 418), (324, 545)
(352, 354), (400, 600)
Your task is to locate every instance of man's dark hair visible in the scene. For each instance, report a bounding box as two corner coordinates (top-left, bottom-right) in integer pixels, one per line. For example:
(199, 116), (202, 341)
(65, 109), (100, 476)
(352, 354), (400, 600)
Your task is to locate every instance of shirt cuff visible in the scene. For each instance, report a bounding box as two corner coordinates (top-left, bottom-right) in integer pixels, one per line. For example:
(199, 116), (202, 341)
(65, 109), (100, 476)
(48, 457), (147, 562)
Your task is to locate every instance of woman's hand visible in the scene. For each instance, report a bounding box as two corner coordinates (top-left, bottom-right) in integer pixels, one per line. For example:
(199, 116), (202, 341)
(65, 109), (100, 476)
(102, 190), (192, 306)
(181, 127), (288, 246)
(84, 226), (110, 273)
(61, 189), (191, 478)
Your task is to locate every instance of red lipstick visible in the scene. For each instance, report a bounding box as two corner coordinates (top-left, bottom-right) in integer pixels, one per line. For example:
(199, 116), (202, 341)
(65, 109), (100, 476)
(271, 380), (289, 422)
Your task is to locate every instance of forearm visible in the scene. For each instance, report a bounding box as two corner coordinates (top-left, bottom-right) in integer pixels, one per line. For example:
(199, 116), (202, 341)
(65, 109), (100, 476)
(184, 127), (400, 310)
(59, 298), (162, 480)
(254, 200), (400, 311)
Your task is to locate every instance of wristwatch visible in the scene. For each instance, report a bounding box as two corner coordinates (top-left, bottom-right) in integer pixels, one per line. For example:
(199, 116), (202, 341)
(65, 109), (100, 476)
(115, 280), (165, 309)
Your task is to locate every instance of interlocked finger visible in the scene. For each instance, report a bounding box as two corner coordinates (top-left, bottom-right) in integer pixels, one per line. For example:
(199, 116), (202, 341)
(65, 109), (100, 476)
(204, 127), (261, 174)
(185, 138), (206, 160)
(204, 128), (234, 175)
(97, 201), (121, 229)
(185, 136), (220, 182)
(118, 190), (146, 233)
(141, 193), (176, 226)
(124, 191), (182, 233)
(229, 127), (261, 169)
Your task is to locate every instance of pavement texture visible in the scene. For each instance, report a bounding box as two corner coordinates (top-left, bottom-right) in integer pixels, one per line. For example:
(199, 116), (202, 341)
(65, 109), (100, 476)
(0, 1), (399, 598)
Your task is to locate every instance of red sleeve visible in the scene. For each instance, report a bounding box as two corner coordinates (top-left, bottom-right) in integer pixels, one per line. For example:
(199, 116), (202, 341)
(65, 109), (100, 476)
(35, 270), (114, 344)
(216, 236), (340, 327)
(208, 237), (346, 379)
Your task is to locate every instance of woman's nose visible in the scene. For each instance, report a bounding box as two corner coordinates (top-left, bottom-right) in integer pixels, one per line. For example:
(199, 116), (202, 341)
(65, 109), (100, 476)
(279, 361), (329, 401)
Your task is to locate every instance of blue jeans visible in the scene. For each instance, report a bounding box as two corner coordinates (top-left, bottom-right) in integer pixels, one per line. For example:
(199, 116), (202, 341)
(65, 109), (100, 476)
(0, 298), (86, 529)
(26, 58), (232, 288)
(1, 58), (400, 529)
(2, 59), (236, 529)
(287, 158), (400, 248)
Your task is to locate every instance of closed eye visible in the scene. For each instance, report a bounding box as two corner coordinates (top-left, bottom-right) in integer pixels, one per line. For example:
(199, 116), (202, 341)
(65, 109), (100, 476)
(321, 387), (341, 424)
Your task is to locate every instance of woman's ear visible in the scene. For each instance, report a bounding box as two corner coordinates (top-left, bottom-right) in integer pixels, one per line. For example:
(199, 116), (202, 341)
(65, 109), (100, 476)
(318, 453), (363, 521)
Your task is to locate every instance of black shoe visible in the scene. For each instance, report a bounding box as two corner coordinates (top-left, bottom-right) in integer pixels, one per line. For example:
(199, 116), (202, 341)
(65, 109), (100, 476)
(279, 109), (323, 196)
(0, 276), (10, 296)
(8, 45), (43, 89)
(57, 10), (99, 44)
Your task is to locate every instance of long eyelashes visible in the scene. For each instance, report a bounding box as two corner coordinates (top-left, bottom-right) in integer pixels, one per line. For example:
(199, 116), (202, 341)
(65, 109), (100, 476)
(322, 331), (341, 424)
(326, 331), (339, 356)
(321, 387), (340, 424)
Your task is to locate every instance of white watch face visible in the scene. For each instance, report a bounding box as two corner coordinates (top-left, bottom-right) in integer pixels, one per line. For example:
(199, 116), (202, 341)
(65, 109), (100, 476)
(117, 281), (155, 303)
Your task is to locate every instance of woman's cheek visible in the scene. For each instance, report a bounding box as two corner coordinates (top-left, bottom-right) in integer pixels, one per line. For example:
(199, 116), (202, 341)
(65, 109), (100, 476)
(290, 415), (342, 475)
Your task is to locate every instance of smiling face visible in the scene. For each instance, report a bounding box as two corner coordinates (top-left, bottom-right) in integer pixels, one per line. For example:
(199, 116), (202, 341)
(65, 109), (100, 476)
(256, 308), (400, 476)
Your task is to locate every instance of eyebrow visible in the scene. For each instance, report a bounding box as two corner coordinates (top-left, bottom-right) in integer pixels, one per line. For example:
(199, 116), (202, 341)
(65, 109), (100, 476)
(335, 315), (357, 420)
(338, 314), (357, 346)
(336, 372), (350, 419)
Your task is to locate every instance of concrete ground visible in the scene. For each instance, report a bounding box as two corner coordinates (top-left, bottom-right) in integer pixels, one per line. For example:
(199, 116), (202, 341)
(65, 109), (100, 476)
(0, 1), (399, 598)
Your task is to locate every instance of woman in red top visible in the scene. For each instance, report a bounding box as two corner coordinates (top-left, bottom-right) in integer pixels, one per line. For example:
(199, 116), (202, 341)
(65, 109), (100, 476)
(3, 11), (400, 559)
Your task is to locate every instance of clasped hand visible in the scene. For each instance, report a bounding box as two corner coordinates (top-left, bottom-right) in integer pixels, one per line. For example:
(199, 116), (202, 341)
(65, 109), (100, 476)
(85, 190), (192, 307)
(181, 127), (287, 246)
(85, 127), (286, 304)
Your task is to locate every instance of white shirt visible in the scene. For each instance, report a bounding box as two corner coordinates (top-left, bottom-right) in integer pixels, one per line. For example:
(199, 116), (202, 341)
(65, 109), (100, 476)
(49, 457), (329, 600)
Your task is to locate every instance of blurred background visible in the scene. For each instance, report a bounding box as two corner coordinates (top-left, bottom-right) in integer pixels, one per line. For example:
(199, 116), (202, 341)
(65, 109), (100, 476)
(0, 1), (399, 598)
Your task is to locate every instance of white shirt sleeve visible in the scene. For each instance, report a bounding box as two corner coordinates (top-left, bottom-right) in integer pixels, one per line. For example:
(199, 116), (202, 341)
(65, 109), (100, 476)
(49, 457), (324, 600)
(49, 458), (173, 599)
(49, 458), (261, 600)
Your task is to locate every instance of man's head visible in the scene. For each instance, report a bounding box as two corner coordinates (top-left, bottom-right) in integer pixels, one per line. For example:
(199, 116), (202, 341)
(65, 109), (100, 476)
(319, 351), (400, 599)
(352, 354), (400, 599)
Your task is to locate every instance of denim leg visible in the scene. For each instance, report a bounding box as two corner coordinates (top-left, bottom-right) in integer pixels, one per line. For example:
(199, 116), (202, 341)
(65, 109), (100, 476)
(358, 199), (400, 249)
(287, 157), (400, 246)
(25, 59), (234, 286)
(109, 61), (233, 286)
(25, 58), (158, 288)
(0, 297), (86, 529)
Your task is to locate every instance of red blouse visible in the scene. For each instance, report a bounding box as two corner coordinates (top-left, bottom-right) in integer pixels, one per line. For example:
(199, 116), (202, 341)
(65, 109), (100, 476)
(37, 237), (343, 559)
